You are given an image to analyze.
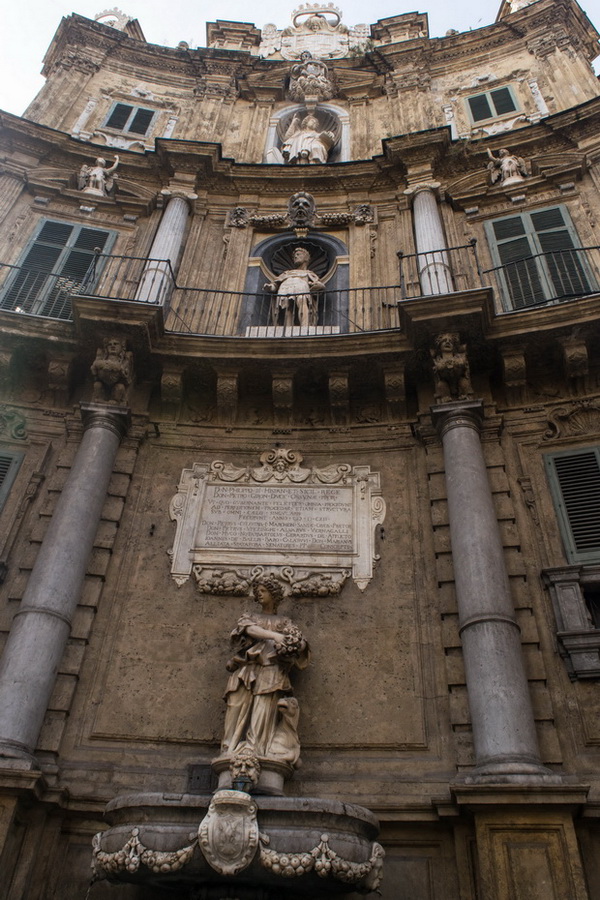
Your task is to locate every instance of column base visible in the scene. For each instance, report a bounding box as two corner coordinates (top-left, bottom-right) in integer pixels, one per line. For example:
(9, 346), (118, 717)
(0, 739), (40, 771)
(456, 760), (563, 786)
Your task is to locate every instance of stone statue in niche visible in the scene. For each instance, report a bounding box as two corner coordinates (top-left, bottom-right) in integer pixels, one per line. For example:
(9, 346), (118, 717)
(220, 576), (310, 774)
(282, 112), (335, 165)
(78, 155), (119, 196)
(486, 148), (527, 186)
(264, 246), (325, 327)
(288, 52), (334, 102)
(91, 336), (133, 405)
(431, 332), (474, 403)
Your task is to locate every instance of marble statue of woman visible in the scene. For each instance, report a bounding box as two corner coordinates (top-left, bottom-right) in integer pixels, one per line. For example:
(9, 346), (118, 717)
(221, 576), (309, 768)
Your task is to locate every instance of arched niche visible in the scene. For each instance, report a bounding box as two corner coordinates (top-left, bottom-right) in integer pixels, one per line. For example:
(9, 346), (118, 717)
(239, 232), (349, 334)
(264, 104), (350, 164)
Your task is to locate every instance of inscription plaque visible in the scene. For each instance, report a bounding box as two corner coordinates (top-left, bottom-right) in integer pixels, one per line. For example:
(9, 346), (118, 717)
(199, 484), (353, 554)
(169, 448), (385, 594)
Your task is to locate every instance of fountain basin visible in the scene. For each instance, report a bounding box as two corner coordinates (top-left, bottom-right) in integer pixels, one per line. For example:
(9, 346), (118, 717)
(92, 790), (383, 897)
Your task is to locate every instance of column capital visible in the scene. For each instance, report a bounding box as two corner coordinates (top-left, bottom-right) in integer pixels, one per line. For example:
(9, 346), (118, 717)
(158, 189), (198, 214)
(431, 399), (484, 439)
(403, 181), (441, 199)
(80, 402), (130, 440)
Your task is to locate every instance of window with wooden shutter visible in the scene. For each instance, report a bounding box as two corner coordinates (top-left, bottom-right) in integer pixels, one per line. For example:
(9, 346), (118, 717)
(0, 219), (115, 320)
(545, 448), (600, 563)
(0, 451), (23, 512)
(467, 86), (518, 122)
(485, 206), (595, 309)
(104, 103), (155, 137)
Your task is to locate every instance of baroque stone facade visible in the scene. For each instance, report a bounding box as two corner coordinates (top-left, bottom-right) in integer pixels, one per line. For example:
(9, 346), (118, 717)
(0, 1), (600, 898)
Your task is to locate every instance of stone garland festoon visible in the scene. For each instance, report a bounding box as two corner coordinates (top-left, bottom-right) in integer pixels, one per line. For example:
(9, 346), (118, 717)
(91, 825), (384, 891)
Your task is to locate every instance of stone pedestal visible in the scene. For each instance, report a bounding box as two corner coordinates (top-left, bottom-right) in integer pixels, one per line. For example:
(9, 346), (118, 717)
(0, 404), (129, 764)
(432, 401), (553, 782)
(452, 785), (589, 900)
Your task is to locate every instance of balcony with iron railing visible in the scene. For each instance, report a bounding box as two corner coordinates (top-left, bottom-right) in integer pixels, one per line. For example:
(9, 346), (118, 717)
(0, 241), (599, 337)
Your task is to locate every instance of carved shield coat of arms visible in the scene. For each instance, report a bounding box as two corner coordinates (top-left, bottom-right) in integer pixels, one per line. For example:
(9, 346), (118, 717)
(198, 790), (259, 876)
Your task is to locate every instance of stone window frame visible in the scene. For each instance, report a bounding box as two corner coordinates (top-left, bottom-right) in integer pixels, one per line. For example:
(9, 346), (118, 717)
(543, 565), (600, 679)
(464, 84), (520, 124)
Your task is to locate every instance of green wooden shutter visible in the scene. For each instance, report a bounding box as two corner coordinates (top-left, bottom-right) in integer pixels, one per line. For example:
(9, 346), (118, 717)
(490, 87), (516, 115)
(468, 94), (493, 121)
(530, 208), (591, 298)
(545, 448), (600, 563)
(105, 103), (133, 130)
(129, 108), (154, 135)
(0, 451), (23, 512)
(0, 220), (113, 319)
(491, 215), (545, 308)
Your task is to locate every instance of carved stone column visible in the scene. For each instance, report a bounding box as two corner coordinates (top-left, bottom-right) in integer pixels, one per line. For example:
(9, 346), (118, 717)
(0, 403), (129, 764)
(135, 191), (196, 305)
(432, 400), (552, 781)
(405, 183), (453, 295)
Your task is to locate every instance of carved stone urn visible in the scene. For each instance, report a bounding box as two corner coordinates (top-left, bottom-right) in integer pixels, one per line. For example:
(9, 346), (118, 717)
(92, 790), (384, 897)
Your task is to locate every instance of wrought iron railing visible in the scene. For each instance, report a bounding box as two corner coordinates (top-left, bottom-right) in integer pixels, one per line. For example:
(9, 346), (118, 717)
(481, 245), (600, 310)
(1, 243), (599, 335)
(396, 240), (483, 299)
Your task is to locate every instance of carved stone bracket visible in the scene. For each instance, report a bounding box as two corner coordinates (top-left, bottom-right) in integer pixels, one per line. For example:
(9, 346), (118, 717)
(169, 448), (385, 592)
(383, 365), (406, 420)
(216, 371), (239, 427)
(329, 370), (349, 426)
(559, 335), (588, 391)
(500, 345), (527, 406)
(160, 366), (184, 416)
(272, 373), (294, 427)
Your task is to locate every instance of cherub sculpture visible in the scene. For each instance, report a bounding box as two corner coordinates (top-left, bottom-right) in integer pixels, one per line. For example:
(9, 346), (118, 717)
(90, 336), (133, 405)
(78, 156), (119, 197)
(431, 332), (474, 403)
(486, 148), (527, 186)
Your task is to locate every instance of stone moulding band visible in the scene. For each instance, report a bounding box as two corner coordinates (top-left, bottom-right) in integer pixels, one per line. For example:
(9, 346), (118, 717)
(458, 612), (522, 636)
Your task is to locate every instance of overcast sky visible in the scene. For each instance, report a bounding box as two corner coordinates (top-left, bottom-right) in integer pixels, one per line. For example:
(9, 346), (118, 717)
(0, 0), (598, 116)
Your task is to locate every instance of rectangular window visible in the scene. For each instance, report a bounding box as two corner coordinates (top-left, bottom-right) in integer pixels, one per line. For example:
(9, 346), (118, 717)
(104, 103), (155, 136)
(0, 220), (115, 320)
(0, 451), (23, 512)
(485, 206), (594, 309)
(545, 448), (600, 564)
(467, 86), (518, 122)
